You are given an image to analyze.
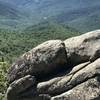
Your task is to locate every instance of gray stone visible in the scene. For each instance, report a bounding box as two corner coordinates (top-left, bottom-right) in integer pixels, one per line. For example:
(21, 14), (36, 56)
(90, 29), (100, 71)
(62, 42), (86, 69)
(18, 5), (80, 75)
(37, 58), (100, 96)
(7, 40), (67, 83)
(5, 30), (100, 100)
(64, 30), (100, 65)
(6, 75), (36, 100)
(51, 77), (100, 100)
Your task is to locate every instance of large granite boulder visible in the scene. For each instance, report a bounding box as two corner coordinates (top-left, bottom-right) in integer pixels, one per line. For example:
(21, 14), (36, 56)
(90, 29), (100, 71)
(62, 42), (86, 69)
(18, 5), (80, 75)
(6, 30), (100, 100)
(64, 30), (100, 65)
(7, 40), (67, 83)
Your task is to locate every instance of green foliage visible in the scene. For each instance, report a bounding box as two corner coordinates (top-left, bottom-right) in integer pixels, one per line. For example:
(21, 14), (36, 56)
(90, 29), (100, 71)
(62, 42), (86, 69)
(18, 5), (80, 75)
(0, 96), (4, 100)
(24, 21), (81, 40)
(0, 22), (81, 62)
(0, 61), (9, 100)
(0, 62), (9, 93)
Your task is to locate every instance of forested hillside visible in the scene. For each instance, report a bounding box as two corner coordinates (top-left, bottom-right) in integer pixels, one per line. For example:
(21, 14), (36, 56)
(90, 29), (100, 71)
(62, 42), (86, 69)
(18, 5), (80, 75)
(0, 22), (80, 63)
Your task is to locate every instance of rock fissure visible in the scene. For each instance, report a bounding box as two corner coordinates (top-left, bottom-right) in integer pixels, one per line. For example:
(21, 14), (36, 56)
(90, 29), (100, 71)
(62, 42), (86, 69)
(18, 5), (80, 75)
(66, 61), (90, 76)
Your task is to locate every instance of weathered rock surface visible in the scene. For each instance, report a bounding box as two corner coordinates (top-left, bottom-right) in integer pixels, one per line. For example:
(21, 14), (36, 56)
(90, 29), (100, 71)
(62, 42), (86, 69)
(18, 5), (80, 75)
(6, 30), (100, 100)
(37, 58), (100, 95)
(64, 30), (100, 65)
(37, 61), (91, 95)
(51, 77), (100, 100)
(7, 40), (67, 83)
(6, 75), (36, 100)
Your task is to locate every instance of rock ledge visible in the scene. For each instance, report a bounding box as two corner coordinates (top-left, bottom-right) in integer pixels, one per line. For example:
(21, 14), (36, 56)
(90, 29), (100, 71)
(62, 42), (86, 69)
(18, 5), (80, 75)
(6, 30), (100, 100)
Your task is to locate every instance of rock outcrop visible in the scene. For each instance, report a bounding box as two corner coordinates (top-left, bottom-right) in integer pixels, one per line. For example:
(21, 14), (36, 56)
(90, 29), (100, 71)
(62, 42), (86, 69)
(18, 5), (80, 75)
(6, 30), (100, 100)
(7, 40), (67, 83)
(64, 30), (100, 65)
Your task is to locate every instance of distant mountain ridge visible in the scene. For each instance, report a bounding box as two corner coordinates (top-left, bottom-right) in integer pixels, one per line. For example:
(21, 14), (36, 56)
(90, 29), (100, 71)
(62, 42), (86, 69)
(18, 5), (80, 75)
(0, 0), (100, 32)
(0, 0), (28, 29)
(0, 1), (19, 19)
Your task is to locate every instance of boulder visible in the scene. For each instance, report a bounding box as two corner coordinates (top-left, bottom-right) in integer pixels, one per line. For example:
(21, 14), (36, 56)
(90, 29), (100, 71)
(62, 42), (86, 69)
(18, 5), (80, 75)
(64, 30), (100, 65)
(6, 30), (100, 100)
(7, 40), (67, 83)
(6, 75), (36, 100)
(37, 58), (100, 96)
(51, 76), (100, 100)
